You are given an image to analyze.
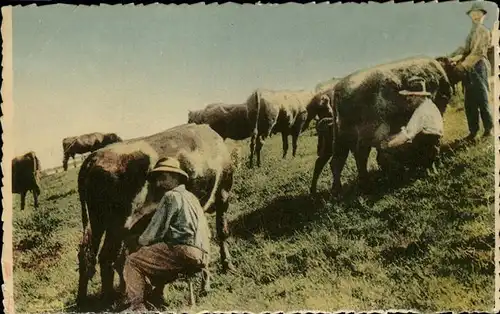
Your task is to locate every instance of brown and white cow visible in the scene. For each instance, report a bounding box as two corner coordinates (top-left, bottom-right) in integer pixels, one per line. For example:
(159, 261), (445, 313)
(187, 103), (253, 141)
(246, 88), (316, 167)
(76, 124), (235, 307)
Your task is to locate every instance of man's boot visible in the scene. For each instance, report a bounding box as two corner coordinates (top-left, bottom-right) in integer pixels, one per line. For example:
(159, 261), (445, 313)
(482, 128), (493, 138)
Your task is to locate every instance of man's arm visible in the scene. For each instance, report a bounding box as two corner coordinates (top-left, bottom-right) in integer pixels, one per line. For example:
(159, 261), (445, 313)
(461, 27), (491, 71)
(449, 46), (465, 62)
(138, 193), (180, 246)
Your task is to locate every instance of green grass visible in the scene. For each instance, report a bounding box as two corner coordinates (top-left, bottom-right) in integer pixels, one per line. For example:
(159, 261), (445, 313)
(13, 90), (495, 313)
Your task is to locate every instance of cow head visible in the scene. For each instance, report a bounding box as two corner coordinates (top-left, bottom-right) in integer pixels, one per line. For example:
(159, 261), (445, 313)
(187, 110), (194, 123)
(436, 56), (463, 87)
(303, 91), (334, 132)
(103, 133), (122, 145)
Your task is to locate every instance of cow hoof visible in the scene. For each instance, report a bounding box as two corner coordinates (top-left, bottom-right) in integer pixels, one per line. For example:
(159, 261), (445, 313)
(200, 285), (211, 297)
(76, 296), (87, 310)
(309, 186), (317, 195)
(222, 261), (236, 273)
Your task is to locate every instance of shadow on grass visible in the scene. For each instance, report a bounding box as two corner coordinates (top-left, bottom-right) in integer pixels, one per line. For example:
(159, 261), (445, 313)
(230, 193), (325, 240)
(46, 189), (77, 201)
(231, 138), (481, 242)
(64, 291), (123, 313)
(230, 169), (424, 241)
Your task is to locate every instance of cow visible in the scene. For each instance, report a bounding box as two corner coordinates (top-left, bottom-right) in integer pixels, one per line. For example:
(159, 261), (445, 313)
(328, 56), (460, 197)
(315, 77), (340, 94)
(62, 132), (122, 171)
(187, 103), (253, 141)
(302, 82), (339, 133)
(309, 117), (335, 195)
(246, 88), (316, 167)
(76, 123), (235, 307)
(12, 151), (42, 211)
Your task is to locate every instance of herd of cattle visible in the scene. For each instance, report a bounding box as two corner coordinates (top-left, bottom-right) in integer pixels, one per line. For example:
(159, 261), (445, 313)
(11, 54), (464, 306)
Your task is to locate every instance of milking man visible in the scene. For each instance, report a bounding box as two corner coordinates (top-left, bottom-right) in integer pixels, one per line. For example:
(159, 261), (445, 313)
(121, 157), (211, 312)
(382, 76), (444, 148)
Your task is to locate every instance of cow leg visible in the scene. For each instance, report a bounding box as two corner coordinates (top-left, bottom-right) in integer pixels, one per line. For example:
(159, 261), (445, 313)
(98, 225), (123, 302)
(63, 153), (69, 171)
(77, 223), (105, 308)
(20, 191), (27, 211)
(256, 135), (265, 167)
(249, 133), (257, 168)
(310, 155), (331, 195)
(216, 189), (234, 273)
(353, 144), (372, 192)
(281, 131), (289, 159)
(291, 117), (306, 157)
(330, 138), (350, 198)
(114, 242), (127, 294)
(291, 131), (299, 158)
(73, 155), (77, 168)
(33, 186), (40, 209)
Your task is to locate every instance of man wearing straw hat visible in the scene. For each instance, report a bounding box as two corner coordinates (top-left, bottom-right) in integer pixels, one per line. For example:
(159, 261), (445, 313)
(121, 157), (211, 311)
(382, 76), (444, 149)
(449, 2), (493, 140)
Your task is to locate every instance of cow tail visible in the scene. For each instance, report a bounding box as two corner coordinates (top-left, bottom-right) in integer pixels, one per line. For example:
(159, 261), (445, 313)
(78, 157), (90, 230)
(203, 169), (221, 214)
(251, 90), (261, 138)
(32, 153), (41, 190)
(437, 71), (452, 114)
(331, 91), (339, 143)
(230, 146), (241, 171)
(247, 90), (261, 163)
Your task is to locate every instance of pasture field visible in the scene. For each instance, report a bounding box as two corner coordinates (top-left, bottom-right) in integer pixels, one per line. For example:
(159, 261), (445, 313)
(12, 90), (495, 313)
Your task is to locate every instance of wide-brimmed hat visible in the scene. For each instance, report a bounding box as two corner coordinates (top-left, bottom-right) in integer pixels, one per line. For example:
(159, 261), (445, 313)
(467, 2), (487, 15)
(399, 76), (432, 96)
(149, 157), (189, 180)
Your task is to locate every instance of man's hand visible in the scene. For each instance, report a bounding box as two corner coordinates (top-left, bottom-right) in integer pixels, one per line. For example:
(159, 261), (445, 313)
(450, 54), (463, 63)
(455, 63), (467, 78)
(380, 139), (389, 150)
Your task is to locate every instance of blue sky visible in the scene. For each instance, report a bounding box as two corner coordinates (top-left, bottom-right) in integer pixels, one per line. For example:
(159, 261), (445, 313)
(12, 1), (498, 169)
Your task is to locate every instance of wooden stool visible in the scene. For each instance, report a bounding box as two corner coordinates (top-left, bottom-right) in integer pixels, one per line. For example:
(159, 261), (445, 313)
(179, 267), (210, 307)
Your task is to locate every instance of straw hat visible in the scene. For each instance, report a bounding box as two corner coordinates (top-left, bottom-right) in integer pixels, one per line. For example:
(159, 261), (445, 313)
(149, 157), (189, 180)
(466, 2), (487, 16)
(399, 76), (432, 97)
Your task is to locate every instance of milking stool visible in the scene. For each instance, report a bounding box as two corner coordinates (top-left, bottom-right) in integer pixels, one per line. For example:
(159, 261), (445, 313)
(179, 266), (210, 307)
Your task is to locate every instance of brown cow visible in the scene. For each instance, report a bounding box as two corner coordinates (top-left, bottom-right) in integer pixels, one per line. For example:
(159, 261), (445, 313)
(62, 132), (122, 171)
(315, 77), (340, 94)
(246, 88), (316, 167)
(302, 83), (339, 133)
(310, 117), (335, 195)
(12, 151), (42, 211)
(328, 56), (458, 197)
(76, 124), (235, 307)
(187, 103), (253, 141)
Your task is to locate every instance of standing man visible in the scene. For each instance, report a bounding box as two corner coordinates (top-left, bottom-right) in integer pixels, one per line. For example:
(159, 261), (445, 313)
(122, 157), (211, 311)
(450, 2), (493, 140)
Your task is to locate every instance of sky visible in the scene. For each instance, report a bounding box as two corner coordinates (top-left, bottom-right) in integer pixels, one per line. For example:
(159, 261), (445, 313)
(12, 1), (499, 169)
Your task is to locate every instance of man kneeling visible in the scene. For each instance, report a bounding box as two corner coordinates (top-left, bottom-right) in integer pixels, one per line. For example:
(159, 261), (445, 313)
(122, 157), (211, 311)
(379, 76), (444, 172)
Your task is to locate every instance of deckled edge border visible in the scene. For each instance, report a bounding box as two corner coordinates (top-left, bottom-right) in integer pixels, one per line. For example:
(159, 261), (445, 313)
(1, 5), (14, 314)
(493, 3), (500, 314)
(0, 1), (499, 314)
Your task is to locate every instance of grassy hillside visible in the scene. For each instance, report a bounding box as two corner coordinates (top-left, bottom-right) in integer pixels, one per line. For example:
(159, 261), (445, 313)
(12, 90), (495, 313)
